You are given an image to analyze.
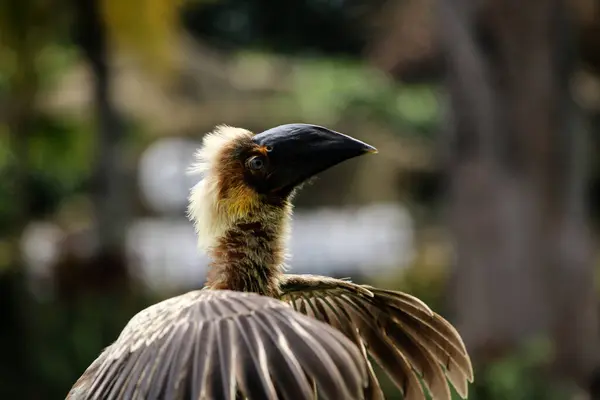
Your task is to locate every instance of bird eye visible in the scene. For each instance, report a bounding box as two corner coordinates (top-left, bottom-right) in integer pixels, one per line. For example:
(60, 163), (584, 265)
(265, 145), (273, 152)
(247, 156), (265, 171)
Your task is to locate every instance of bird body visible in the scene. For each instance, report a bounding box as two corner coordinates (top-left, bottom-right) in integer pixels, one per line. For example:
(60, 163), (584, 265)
(68, 124), (473, 400)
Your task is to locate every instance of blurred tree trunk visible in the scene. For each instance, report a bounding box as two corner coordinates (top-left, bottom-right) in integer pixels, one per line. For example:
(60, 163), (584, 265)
(50, 2), (134, 393)
(2, 67), (35, 400)
(63, 0), (134, 303)
(438, 0), (600, 388)
(73, 0), (130, 257)
(0, 2), (48, 397)
(0, 44), (36, 400)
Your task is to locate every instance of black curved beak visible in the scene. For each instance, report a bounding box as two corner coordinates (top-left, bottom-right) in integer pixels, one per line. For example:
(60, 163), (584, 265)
(252, 123), (377, 195)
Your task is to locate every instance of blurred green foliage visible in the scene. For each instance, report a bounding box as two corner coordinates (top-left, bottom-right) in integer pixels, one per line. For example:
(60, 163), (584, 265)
(28, 290), (156, 398)
(0, 114), (92, 236)
(284, 55), (440, 136)
(296, 58), (439, 134)
(466, 341), (573, 400)
(375, 343), (570, 400)
(375, 255), (580, 400)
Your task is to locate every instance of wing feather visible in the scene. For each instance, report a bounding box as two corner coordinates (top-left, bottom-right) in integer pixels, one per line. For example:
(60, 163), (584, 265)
(86, 350), (120, 397)
(189, 322), (214, 400)
(216, 318), (237, 400)
(314, 293), (386, 400)
(165, 324), (195, 399)
(384, 318), (451, 400)
(123, 332), (163, 397)
(131, 327), (171, 397)
(269, 307), (364, 399)
(234, 316), (278, 400)
(66, 289), (368, 400)
(109, 343), (145, 399)
(280, 274), (474, 400)
(342, 294), (426, 400)
(147, 325), (186, 399)
(251, 312), (316, 399)
(379, 290), (470, 356)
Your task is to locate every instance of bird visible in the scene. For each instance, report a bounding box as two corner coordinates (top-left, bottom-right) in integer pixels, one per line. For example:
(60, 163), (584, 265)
(67, 123), (473, 400)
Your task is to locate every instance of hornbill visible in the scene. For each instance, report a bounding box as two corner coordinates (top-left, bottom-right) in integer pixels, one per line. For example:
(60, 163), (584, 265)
(67, 124), (473, 400)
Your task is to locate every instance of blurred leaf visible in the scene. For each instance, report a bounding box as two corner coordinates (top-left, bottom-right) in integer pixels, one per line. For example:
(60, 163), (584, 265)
(100, 0), (202, 77)
(395, 85), (439, 130)
(289, 57), (391, 123)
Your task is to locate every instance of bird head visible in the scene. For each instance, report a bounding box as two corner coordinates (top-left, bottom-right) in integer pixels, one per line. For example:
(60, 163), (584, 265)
(188, 123), (377, 250)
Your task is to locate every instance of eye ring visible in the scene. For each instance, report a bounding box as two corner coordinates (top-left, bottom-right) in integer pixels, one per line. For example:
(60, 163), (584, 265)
(265, 145), (273, 152)
(247, 156), (265, 171)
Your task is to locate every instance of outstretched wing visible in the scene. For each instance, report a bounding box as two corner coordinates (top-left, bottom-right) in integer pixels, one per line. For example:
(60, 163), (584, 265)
(279, 275), (473, 400)
(67, 289), (368, 400)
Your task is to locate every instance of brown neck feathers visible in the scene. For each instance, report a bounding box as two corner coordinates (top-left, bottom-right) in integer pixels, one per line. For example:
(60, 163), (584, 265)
(205, 208), (289, 297)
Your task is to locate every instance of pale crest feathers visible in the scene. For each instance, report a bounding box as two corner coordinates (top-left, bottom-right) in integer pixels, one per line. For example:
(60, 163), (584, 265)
(187, 125), (254, 251)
